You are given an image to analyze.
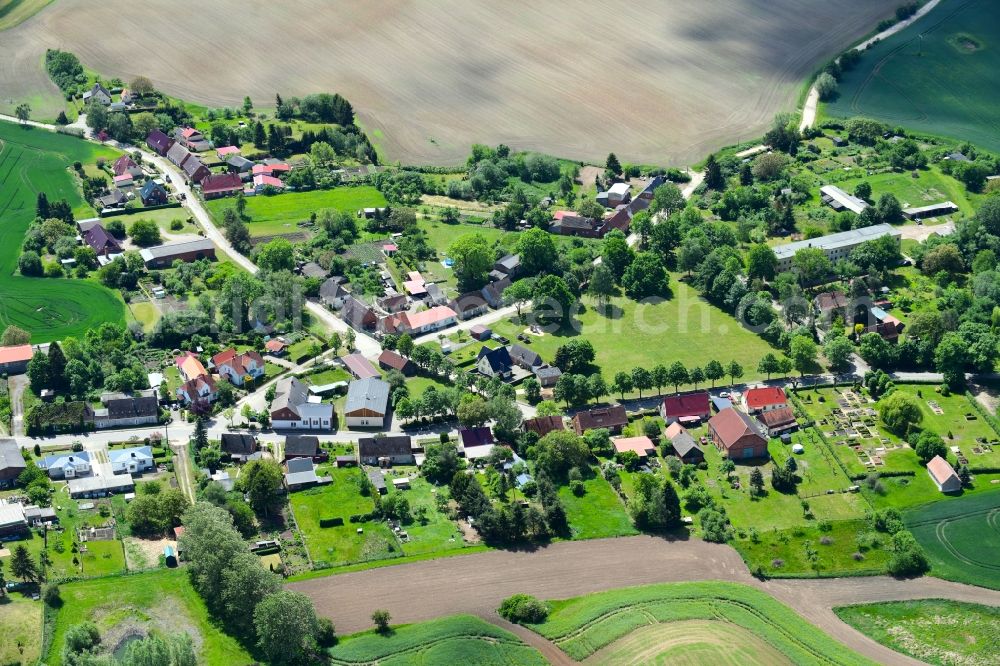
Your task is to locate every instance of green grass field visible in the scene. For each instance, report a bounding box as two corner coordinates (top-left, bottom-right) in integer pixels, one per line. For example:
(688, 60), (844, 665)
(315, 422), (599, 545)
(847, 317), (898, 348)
(327, 614), (547, 665)
(904, 489), (1000, 589)
(823, 0), (1000, 152)
(835, 599), (1000, 666)
(0, 121), (125, 342)
(384, 472), (469, 557)
(557, 473), (637, 540)
(489, 285), (776, 387)
(205, 186), (387, 238)
(0, 593), (42, 665)
(527, 581), (873, 664)
(46, 569), (252, 665)
(289, 467), (401, 569)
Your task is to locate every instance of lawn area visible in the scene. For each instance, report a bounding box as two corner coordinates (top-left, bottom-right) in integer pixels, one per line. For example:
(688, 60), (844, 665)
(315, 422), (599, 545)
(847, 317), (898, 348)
(489, 286), (776, 387)
(0, 121), (126, 342)
(0, 496), (128, 581)
(527, 581), (872, 664)
(105, 206), (193, 236)
(302, 367), (352, 387)
(817, 166), (979, 220)
(205, 186), (387, 238)
(328, 614), (547, 665)
(835, 600), (1000, 666)
(289, 466), (401, 569)
(557, 472), (637, 540)
(404, 374), (452, 400)
(383, 472), (469, 556)
(0, 593), (42, 665)
(904, 489), (1000, 590)
(823, 0), (1000, 153)
(127, 300), (160, 331)
(46, 569), (252, 665)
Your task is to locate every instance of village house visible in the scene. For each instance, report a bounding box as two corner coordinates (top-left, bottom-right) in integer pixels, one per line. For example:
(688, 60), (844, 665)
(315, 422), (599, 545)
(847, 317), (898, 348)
(0, 344), (34, 375)
(175, 127), (211, 151)
(39, 452), (92, 479)
(112, 155), (142, 179)
(0, 503), (29, 538)
(0, 440), (26, 488)
(508, 344), (543, 371)
(216, 145), (241, 160)
(613, 435), (658, 461)
(660, 391), (711, 425)
(867, 306), (905, 342)
(573, 404), (628, 435)
(285, 457), (327, 490)
(450, 291), (489, 320)
(708, 407), (769, 459)
(271, 377), (334, 430)
(344, 377), (390, 428)
(264, 338), (287, 356)
(252, 174), (285, 193)
(166, 142), (192, 169)
(146, 130), (174, 156)
(82, 224), (123, 257)
(140, 238), (216, 268)
(378, 350), (415, 376)
(493, 254), (521, 278)
(522, 415), (565, 438)
(927, 455), (961, 492)
(182, 155), (212, 183)
(109, 446), (155, 475)
(175, 352), (218, 405)
(320, 278), (348, 310)
(549, 211), (605, 238)
(476, 346), (513, 380)
(226, 154), (255, 176)
(201, 172), (244, 199)
(284, 435), (328, 463)
(459, 427), (496, 460)
(534, 365), (563, 388)
(381, 306), (458, 335)
(92, 391), (159, 429)
(378, 293), (409, 313)
(757, 406), (798, 437)
(481, 276), (512, 308)
(221, 433), (259, 462)
(139, 180), (169, 205)
(212, 348), (265, 386)
(82, 83), (112, 105)
(341, 352), (381, 379)
(358, 435), (415, 466)
(342, 297), (378, 331)
(664, 422), (704, 465)
(743, 386), (788, 414)
(97, 189), (126, 209)
(814, 291), (850, 326)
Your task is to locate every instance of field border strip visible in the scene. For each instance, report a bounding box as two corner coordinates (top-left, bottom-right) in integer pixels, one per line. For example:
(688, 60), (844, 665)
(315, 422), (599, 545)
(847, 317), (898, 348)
(327, 632), (529, 666)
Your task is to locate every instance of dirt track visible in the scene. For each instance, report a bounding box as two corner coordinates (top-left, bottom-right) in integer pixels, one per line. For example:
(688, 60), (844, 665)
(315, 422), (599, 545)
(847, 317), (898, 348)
(2, 0), (901, 165)
(289, 535), (1000, 665)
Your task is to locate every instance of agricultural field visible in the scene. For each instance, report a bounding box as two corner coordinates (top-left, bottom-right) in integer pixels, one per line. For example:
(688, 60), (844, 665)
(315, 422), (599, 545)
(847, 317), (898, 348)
(205, 186), (387, 238)
(1, 0), (900, 164)
(904, 489), (1000, 589)
(487, 285), (776, 388)
(824, 0), (1000, 153)
(0, 0), (52, 30)
(328, 614), (546, 665)
(0, 593), (42, 665)
(835, 599), (1000, 666)
(0, 121), (126, 342)
(526, 581), (871, 664)
(45, 569), (252, 665)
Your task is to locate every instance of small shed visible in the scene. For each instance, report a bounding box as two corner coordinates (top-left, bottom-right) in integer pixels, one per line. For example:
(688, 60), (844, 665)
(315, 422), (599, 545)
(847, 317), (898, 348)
(164, 545), (178, 567)
(470, 324), (492, 341)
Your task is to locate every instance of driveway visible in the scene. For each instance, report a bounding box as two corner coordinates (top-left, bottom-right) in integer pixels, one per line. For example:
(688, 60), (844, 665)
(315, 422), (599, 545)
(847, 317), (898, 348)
(289, 535), (1000, 665)
(7, 374), (28, 437)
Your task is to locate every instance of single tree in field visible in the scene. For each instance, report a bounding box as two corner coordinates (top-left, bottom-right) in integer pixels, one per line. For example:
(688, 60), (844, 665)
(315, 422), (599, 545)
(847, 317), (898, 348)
(588, 264), (616, 310)
(727, 361), (744, 387)
(10, 545), (38, 583)
(15, 103), (30, 124)
(720, 459), (736, 483)
(372, 609), (392, 634)
(704, 154), (725, 190)
(704, 360), (725, 388)
(749, 468), (765, 496)
(605, 153), (621, 176)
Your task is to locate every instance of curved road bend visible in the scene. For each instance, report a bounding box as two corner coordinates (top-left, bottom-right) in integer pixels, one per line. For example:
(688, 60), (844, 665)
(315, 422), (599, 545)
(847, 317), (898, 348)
(288, 535), (1000, 665)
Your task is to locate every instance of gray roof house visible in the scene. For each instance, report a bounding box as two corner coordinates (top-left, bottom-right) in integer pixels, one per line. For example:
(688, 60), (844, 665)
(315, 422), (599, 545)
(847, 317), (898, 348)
(509, 344), (542, 369)
(476, 346), (513, 379)
(358, 435), (414, 465)
(344, 377), (390, 428)
(0, 440), (27, 488)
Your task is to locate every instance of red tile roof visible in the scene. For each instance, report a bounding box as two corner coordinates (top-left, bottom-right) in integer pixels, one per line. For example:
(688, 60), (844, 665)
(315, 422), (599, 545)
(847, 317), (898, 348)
(522, 415), (564, 437)
(0, 345), (33, 365)
(201, 172), (243, 195)
(744, 386), (787, 410)
(613, 436), (657, 457)
(341, 353), (380, 379)
(378, 350), (410, 371)
(927, 455), (959, 486)
(709, 408), (764, 449)
(661, 391), (710, 419)
(760, 406), (796, 428)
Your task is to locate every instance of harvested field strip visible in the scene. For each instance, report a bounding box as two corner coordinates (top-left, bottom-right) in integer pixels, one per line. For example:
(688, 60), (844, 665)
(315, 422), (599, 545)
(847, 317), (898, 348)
(529, 581), (873, 664)
(328, 614), (547, 665)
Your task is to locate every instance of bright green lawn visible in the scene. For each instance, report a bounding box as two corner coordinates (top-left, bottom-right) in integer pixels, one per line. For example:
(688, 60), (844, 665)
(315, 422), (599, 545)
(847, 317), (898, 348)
(46, 569), (252, 665)
(289, 467), (400, 569)
(328, 614), (547, 665)
(821, 167), (979, 219)
(528, 581), (873, 664)
(904, 489), (1000, 590)
(127, 301), (160, 331)
(205, 186), (387, 237)
(0, 593), (42, 665)
(385, 473), (468, 556)
(0, 121), (126, 342)
(302, 367), (352, 386)
(106, 207), (193, 236)
(558, 472), (637, 540)
(490, 286), (775, 386)
(835, 600), (1000, 666)
(733, 519), (890, 577)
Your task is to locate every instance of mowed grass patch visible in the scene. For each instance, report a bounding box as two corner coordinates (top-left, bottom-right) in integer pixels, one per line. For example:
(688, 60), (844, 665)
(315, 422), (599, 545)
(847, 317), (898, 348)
(289, 466), (401, 569)
(205, 186), (387, 238)
(733, 519), (890, 577)
(385, 473), (468, 556)
(835, 599), (1000, 666)
(490, 286), (775, 386)
(327, 614), (546, 665)
(558, 473), (637, 540)
(824, 0), (1000, 152)
(46, 569), (251, 666)
(0, 121), (125, 341)
(528, 581), (873, 664)
(904, 489), (1000, 590)
(830, 167), (978, 219)
(0, 593), (42, 665)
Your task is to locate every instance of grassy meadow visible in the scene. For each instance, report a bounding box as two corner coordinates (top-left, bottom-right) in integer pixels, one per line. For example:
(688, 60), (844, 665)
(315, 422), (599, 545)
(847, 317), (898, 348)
(0, 121), (125, 342)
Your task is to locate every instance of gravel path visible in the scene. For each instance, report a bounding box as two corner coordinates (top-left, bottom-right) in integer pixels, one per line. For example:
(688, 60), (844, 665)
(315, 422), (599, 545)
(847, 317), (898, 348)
(290, 536), (1000, 665)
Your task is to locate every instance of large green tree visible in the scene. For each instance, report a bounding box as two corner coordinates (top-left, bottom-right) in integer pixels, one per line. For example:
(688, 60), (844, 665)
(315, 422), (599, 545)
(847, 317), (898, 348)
(448, 233), (493, 290)
(253, 590), (321, 665)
